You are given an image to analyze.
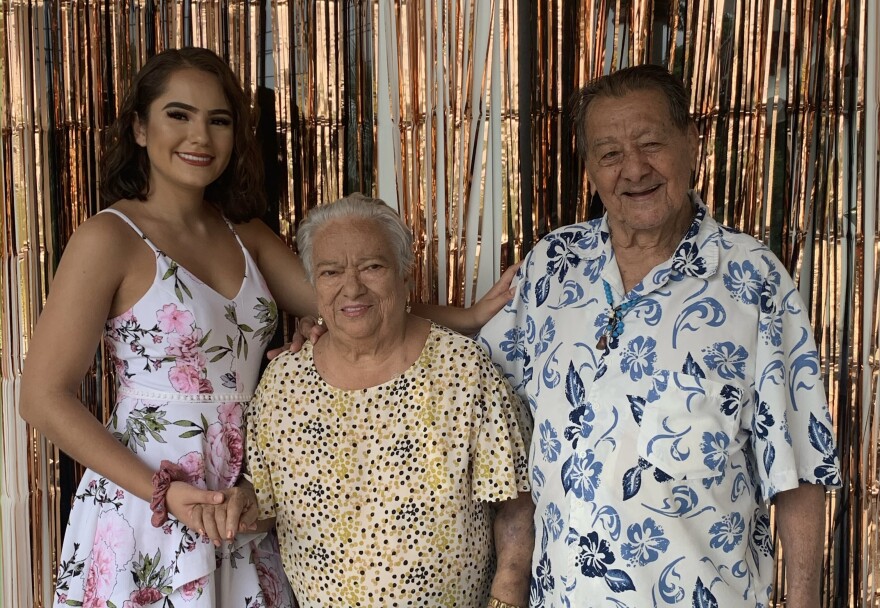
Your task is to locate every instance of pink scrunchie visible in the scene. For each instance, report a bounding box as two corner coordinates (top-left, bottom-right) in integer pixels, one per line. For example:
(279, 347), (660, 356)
(150, 460), (187, 528)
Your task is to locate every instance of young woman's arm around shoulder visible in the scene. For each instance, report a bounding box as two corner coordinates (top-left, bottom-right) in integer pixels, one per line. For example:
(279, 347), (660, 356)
(18, 213), (224, 529)
(235, 218), (520, 335)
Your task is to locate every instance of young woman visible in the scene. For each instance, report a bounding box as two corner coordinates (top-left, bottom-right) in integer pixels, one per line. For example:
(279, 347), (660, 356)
(19, 47), (512, 608)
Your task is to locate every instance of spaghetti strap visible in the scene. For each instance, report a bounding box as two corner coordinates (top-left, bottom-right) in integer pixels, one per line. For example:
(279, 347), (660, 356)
(102, 209), (246, 258)
(221, 216), (249, 252)
(99, 208), (162, 254)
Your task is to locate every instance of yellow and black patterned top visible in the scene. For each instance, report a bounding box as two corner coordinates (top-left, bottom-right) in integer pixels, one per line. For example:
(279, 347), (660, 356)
(246, 324), (532, 608)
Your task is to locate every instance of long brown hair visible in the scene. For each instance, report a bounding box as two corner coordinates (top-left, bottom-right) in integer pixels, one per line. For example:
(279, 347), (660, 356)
(99, 47), (265, 222)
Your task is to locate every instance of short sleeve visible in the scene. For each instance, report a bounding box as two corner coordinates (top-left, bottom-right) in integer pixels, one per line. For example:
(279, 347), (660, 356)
(469, 348), (532, 503)
(476, 260), (532, 406)
(747, 257), (842, 501)
(245, 363), (278, 519)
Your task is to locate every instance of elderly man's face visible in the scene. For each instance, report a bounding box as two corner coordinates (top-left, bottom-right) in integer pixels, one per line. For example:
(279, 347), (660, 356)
(311, 218), (409, 340)
(584, 88), (698, 239)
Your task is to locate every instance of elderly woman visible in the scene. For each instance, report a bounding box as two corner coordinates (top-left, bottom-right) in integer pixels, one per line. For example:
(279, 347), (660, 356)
(244, 194), (534, 608)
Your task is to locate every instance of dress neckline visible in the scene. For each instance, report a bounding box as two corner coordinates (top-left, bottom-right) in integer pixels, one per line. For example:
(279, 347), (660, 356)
(102, 207), (248, 302)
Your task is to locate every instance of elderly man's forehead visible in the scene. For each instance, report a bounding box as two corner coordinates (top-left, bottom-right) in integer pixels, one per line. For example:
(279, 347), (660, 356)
(318, 215), (382, 234)
(590, 86), (673, 113)
(585, 89), (678, 132)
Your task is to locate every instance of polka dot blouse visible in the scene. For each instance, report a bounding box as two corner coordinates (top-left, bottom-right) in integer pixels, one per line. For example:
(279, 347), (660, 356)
(246, 324), (532, 607)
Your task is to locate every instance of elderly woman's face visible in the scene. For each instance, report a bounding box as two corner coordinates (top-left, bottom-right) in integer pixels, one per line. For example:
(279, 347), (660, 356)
(584, 88), (699, 238)
(311, 218), (409, 340)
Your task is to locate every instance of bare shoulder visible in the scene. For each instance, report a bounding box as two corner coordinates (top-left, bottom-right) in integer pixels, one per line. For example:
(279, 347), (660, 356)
(231, 218), (269, 255)
(233, 218), (287, 250)
(22, 210), (148, 401)
(61, 210), (144, 266)
(234, 218), (298, 266)
(233, 218), (276, 240)
(232, 218), (311, 316)
(52, 207), (156, 317)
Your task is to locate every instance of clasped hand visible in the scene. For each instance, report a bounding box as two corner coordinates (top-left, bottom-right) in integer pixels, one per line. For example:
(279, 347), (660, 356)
(164, 481), (260, 546)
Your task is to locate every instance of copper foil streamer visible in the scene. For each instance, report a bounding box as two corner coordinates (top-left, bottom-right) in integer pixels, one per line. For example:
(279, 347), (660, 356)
(0, 1), (876, 606)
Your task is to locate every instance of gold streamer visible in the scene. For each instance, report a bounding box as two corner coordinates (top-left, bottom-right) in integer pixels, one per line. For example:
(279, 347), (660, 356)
(0, 1), (875, 606)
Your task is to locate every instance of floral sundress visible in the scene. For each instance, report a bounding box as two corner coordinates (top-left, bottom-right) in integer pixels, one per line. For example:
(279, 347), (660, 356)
(53, 209), (296, 608)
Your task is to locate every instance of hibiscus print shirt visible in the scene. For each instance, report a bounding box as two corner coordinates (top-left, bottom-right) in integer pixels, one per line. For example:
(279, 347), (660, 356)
(478, 192), (841, 608)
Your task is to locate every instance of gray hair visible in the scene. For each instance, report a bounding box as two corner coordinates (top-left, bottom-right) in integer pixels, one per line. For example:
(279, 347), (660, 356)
(570, 64), (692, 159)
(296, 193), (415, 284)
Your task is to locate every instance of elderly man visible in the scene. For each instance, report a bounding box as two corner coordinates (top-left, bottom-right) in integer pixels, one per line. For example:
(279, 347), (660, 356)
(478, 65), (841, 608)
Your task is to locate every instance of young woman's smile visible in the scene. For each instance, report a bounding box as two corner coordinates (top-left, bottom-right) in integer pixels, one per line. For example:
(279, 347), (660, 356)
(133, 69), (234, 198)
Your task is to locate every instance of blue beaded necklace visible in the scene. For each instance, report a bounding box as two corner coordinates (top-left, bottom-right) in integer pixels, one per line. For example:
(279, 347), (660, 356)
(597, 279), (643, 350)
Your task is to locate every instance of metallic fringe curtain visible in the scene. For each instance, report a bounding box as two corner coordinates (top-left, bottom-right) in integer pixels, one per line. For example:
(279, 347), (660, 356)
(1, 1), (876, 606)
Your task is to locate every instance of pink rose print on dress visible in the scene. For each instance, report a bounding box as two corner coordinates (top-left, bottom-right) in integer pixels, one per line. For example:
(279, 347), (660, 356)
(81, 543), (116, 608)
(205, 423), (244, 489)
(168, 364), (202, 393)
(218, 401), (243, 428)
(82, 511), (135, 608)
(256, 560), (285, 608)
(156, 304), (195, 335)
(96, 509), (137, 564)
(199, 377), (214, 393)
(123, 587), (163, 607)
(179, 576), (208, 601)
(166, 329), (214, 394)
(165, 330), (207, 368)
(177, 451), (207, 488)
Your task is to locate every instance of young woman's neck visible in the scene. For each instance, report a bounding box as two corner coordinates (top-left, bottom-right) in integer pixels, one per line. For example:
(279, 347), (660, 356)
(141, 185), (211, 222)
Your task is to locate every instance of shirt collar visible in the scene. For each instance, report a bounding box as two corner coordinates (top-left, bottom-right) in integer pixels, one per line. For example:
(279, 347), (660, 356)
(575, 190), (720, 281)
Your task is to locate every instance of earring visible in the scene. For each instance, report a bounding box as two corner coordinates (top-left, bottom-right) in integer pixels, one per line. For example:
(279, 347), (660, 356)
(316, 316), (324, 326)
(405, 301), (412, 313)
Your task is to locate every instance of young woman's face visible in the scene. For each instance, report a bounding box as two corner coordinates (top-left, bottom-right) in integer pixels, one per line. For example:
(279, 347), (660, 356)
(133, 68), (235, 197)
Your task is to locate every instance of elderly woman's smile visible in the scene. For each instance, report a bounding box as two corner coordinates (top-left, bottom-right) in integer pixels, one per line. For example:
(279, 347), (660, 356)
(311, 217), (410, 338)
(248, 194), (534, 607)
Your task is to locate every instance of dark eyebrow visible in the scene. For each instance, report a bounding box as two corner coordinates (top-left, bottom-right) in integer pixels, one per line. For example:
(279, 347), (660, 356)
(161, 102), (232, 117)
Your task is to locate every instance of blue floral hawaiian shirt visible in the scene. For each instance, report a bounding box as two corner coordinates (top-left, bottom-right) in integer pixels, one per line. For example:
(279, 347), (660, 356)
(477, 192), (842, 608)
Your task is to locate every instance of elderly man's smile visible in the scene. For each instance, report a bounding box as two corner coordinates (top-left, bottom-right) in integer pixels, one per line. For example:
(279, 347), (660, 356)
(622, 184), (662, 198)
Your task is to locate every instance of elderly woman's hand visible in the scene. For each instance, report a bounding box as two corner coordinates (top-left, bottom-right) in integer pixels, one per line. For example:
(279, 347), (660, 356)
(186, 484), (261, 546)
(266, 315), (328, 360)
